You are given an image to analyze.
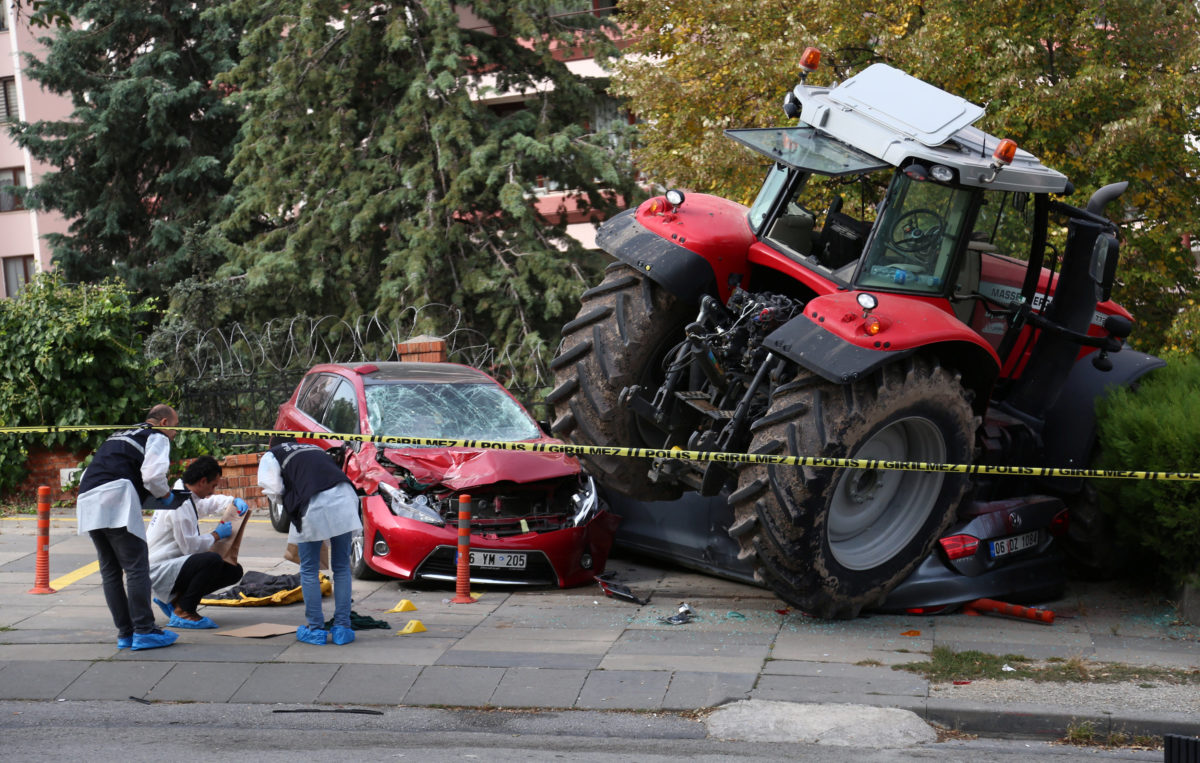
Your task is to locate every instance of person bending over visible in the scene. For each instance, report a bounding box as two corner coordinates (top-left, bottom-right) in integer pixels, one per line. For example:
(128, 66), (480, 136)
(77, 405), (181, 651)
(257, 437), (361, 646)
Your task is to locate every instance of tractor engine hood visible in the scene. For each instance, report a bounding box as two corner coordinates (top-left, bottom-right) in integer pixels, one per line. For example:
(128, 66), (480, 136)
(379, 446), (580, 491)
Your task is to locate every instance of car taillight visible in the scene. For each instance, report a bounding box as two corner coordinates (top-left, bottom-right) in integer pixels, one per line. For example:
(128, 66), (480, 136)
(1049, 508), (1069, 537)
(940, 534), (980, 560)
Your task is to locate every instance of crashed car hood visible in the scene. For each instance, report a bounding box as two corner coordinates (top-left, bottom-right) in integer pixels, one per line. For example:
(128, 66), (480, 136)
(380, 446), (579, 490)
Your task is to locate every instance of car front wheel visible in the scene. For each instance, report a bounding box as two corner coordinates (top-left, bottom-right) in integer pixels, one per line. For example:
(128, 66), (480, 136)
(350, 523), (387, 580)
(268, 496), (289, 533)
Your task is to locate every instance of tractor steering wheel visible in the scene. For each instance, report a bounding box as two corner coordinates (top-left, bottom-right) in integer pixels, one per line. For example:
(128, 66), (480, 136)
(885, 208), (946, 267)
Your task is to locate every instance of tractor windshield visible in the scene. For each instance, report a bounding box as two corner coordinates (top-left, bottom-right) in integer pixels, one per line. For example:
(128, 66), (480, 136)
(854, 172), (973, 295)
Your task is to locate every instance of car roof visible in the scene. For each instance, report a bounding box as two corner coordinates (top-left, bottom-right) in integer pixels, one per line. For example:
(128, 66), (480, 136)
(319, 361), (496, 385)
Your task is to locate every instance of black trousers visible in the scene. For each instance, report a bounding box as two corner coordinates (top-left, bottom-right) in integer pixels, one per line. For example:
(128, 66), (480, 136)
(89, 527), (156, 637)
(171, 552), (244, 614)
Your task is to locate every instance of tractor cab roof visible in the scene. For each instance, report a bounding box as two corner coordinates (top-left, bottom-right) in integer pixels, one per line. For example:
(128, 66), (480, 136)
(777, 63), (1069, 194)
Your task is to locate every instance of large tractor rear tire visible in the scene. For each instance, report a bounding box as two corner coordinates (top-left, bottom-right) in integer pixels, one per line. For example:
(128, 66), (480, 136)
(548, 263), (693, 500)
(730, 357), (977, 619)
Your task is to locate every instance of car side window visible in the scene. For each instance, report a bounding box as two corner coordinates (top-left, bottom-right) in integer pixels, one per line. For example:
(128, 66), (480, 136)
(297, 374), (339, 424)
(323, 379), (360, 435)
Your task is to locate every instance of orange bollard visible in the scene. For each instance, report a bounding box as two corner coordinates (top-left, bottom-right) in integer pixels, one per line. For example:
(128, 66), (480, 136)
(451, 494), (475, 604)
(963, 598), (1054, 624)
(28, 485), (56, 595)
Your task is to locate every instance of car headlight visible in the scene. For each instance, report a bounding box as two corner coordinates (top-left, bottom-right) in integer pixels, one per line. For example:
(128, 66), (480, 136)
(379, 482), (445, 526)
(570, 475), (599, 527)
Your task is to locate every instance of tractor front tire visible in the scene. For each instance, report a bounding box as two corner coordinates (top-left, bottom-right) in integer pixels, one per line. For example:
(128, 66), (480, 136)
(548, 263), (693, 500)
(730, 357), (977, 619)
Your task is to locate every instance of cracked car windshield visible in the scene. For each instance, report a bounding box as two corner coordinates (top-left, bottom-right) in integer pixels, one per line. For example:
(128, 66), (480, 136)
(365, 382), (541, 443)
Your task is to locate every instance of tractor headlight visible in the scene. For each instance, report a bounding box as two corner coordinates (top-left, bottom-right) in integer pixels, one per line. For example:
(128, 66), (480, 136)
(379, 482), (445, 526)
(569, 475), (599, 527)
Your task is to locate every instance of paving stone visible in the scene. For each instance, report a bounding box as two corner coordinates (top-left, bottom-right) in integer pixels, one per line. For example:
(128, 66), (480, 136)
(0, 660), (90, 699)
(274, 636), (457, 666)
(230, 662), (340, 703)
(146, 662), (251, 702)
(59, 660), (174, 700)
(575, 669), (671, 710)
(437, 649), (604, 669)
(758, 661), (929, 697)
(402, 665), (505, 706)
(318, 664), (420, 705)
(772, 630), (932, 664)
(0, 643), (118, 661)
(490, 667), (588, 708)
(662, 671), (756, 710)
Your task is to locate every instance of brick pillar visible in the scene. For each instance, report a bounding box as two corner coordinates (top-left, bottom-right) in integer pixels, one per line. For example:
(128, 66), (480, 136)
(397, 335), (447, 362)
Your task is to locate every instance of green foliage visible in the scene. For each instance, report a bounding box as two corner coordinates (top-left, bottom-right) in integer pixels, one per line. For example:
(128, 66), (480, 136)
(1161, 297), (1200, 359)
(614, 0), (1200, 352)
(216, 0), (643, 384)
(7, 0), (243, 298)
(1094, 358), (1200, 585)
(0, 274), (160, 493)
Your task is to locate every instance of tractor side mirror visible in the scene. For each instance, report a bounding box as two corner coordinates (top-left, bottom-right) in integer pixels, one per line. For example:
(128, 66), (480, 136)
(1090, 233), (1120, 302)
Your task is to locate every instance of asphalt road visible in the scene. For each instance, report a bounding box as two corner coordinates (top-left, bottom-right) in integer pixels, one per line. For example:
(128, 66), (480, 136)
(0, 700), (1162, 762)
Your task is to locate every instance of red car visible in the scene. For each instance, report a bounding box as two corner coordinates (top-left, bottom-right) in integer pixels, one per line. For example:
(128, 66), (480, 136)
(271, 362), (619, 587)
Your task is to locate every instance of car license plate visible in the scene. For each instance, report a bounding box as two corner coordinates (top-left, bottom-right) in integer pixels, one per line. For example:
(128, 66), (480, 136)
(469, 550), (527, 569)
(989, 530), (1039, 559)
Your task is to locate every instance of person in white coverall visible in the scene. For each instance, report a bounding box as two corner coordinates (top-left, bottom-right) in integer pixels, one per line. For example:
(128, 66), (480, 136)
(76, 404), (181, 651)
(147, 455), (247, 629)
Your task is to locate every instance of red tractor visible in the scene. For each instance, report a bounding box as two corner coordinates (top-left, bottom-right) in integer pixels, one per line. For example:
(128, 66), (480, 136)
(549, 53), (1164, 618)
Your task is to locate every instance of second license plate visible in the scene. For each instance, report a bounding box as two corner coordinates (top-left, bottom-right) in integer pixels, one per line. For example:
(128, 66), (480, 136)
(989, 530), (1039, 559)
(469, 550), (527, 569)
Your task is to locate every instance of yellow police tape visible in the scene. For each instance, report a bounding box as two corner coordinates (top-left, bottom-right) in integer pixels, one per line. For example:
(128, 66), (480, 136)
(1, 423), (1198, 482)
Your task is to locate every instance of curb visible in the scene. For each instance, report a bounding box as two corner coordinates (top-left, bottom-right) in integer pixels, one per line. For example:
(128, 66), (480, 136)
(924, 698), (1200, 741)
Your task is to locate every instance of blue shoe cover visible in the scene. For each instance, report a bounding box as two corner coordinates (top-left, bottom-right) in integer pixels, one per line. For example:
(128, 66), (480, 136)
(153, 598), (175, 619)
(296, 625), (327, 645)
(331, 625), (355, 645)
(131, 629), (178, 651)
(168, 613), (218, 629)
(117, 636), (132, 649)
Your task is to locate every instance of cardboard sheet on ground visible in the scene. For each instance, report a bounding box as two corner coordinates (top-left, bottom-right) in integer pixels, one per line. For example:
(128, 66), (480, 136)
(209, 504), (250, 564)
(216, 623), (298, 639)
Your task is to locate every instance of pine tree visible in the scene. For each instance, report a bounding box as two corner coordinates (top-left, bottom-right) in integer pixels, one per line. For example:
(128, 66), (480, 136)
(9, 0), (243, 296)
(218, 0), (640, 379)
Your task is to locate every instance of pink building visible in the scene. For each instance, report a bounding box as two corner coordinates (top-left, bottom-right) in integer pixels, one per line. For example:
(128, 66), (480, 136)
(1, 2), (71, 298)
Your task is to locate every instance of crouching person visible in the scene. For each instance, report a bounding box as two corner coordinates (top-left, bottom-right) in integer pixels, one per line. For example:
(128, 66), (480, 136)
(258, 437), (361, 646)
(147, 456), (247, 629)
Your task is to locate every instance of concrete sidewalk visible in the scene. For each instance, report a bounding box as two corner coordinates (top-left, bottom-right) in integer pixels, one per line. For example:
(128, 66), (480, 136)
(1, 512), (1197, 741)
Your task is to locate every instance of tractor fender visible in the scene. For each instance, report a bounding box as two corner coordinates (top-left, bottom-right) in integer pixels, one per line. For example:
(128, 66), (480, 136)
(595, 209), (716, 303)
(1042, 349), (1166, 471)
(595, 196), (756, 304)
(763, 292), (1001, 411)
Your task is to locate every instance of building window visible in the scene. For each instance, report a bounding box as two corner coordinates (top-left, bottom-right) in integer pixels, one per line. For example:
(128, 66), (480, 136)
(1, 78), (16, 123)
(0, 168), (25, 212)
(3, 255), (35, 298)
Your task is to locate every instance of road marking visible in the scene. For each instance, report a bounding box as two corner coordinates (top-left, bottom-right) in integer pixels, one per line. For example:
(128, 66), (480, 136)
(50, 560), (99, 589)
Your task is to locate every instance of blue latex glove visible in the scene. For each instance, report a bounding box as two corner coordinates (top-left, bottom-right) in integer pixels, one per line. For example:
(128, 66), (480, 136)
(214, 521), (233, 540)
(160, 491), (176, 507)
(233, 498), (249, 515)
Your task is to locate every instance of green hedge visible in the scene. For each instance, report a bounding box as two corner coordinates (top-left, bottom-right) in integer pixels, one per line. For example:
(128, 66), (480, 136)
(0, 275), (160, 495)
(1094, 356), (1200, 586)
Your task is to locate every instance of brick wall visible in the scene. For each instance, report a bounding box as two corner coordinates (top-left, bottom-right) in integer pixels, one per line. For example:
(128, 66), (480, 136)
(217, 452), (269, 509)
(16, 446), (90, 502)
